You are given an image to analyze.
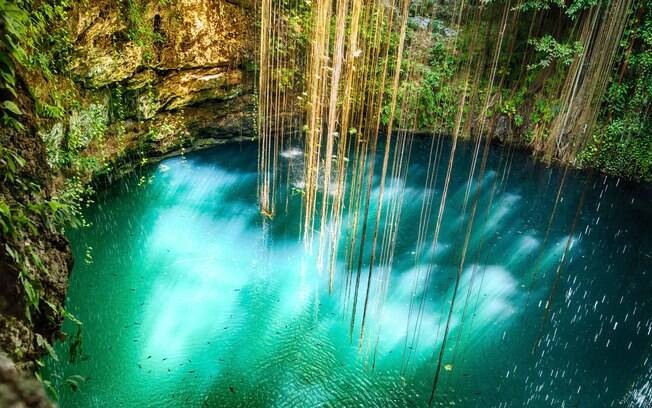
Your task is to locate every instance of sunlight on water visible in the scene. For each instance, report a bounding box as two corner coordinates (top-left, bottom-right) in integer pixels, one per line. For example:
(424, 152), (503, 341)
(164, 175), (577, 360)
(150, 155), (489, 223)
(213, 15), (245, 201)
(44, 140), (652, 407)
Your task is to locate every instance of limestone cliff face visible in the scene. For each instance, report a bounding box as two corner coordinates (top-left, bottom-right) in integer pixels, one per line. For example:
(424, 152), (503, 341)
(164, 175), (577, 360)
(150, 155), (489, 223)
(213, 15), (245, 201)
(71, 0), (254, 82)
(66, 0), (257, 145)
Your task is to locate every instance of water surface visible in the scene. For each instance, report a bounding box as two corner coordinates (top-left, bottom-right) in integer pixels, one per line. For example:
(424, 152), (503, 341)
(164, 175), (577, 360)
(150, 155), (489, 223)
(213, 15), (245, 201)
(45, 139), (652, 407)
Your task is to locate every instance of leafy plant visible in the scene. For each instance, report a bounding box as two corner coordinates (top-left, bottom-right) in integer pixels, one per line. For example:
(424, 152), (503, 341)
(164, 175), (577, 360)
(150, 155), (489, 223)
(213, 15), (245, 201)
(528, 35), (583, 70)
(122, 0), (164, 62)
(579, 2), (652, 181)
(0, 0), (29, 130)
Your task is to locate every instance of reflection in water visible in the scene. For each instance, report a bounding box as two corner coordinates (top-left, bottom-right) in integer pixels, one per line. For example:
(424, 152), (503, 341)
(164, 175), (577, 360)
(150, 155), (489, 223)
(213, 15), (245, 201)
(45, 140), (651, 407)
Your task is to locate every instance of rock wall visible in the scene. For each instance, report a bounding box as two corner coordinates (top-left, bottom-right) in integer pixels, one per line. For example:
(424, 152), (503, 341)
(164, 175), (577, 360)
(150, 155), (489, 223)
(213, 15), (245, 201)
(0, 355), (53, 408)
(67, 0), (257, 148)
(0, 77), (73, 372)
(71, 0), (254, 84)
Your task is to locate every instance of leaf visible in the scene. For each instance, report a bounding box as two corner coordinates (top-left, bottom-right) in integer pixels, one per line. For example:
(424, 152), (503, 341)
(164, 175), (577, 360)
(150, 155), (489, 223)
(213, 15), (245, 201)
(5, 244), (18, 261)
(65, 375), (87, 392)
(36, 334), (59, 362)
(1, 71), (16, 87)
(6, 157), (16, 174)
(61, 308), (83, 326)
(9, 150), (25, 167)
(48, 200), (65, 214)
(0, 201), (11, 217)
(3, 100), (22, 115)
(35, 372), (59, 401)
(21, 277), (39, 309)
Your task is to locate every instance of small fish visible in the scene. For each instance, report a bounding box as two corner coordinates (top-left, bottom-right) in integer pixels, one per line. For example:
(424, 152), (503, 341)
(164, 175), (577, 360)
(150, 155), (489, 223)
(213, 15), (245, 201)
(444, 363), (453, 372)
(229, 386), (236, 394)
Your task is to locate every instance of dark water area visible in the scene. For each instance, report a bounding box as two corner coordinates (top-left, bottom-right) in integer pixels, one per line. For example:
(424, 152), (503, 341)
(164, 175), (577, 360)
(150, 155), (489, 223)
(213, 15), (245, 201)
(44, 137), (652, 407)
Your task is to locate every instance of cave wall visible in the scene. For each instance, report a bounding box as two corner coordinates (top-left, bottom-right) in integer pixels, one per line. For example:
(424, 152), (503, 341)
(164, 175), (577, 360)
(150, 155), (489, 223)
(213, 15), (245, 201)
(62, 0), (258, 160)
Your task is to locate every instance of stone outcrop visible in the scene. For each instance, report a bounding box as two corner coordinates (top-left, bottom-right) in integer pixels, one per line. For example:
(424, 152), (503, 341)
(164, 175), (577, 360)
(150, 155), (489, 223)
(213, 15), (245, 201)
(71, 0), (254, 80)
(128, 67), (245, 118)
(68, 0), (256, 147)
(0, 355), (53, 408)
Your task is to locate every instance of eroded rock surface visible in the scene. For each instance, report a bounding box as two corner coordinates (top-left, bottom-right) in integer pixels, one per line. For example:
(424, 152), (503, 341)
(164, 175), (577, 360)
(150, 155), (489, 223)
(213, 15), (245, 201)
(65, 0), (257, 147)
(0, 355), (53, 408)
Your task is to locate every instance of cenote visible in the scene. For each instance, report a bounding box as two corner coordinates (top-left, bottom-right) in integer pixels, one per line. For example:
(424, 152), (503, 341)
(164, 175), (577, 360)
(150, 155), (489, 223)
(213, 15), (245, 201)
(43, 138), (652, 407)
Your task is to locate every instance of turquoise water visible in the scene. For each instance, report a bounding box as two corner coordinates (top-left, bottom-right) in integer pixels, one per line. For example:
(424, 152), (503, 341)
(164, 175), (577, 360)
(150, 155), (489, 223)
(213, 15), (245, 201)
(45, 139), (652, 407)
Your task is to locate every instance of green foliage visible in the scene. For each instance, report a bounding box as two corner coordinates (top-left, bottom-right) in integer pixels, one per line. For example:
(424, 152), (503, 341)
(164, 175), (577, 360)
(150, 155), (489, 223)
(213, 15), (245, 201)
(67, 104), (108, 152)
(0, 143), (26, 183)
(382, 26), (456, 131)
(0, 0), (29, 130)
(122, 0), (164, 62)
(50, 177), (93, 229)
(273, 67), (298, 90)
(528, 35), (583, 70)
(516, 0), (600, 18)
(65, 374), (88, 392)
(499, 91), (526, 127)
(578, 120), (652, 181)
(24, 0), (73, 77)
(531, 98), (559, 125)
(1, 143), (92, 324)
(579, 2), (652, 181)
(516, 0), (565, 12)
(36, 333), (58, 362)
(565, 0), (600, 18)
(39, 102), (108, 173)
(0, 0), (89, 331)
(1, 0), (74, 129)
(286, 3), (312, 50)
(1, 145), (44, 321)
(34, 371), (59, 401)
